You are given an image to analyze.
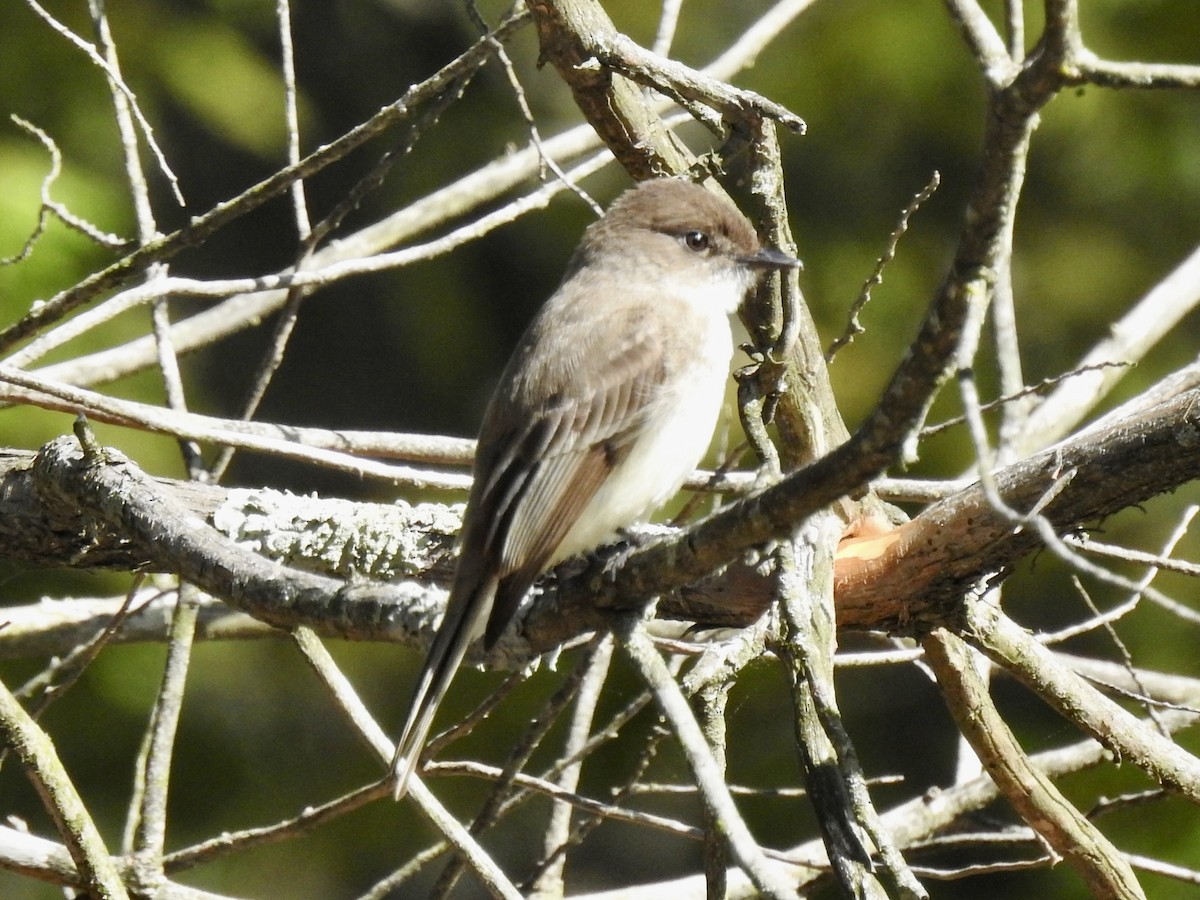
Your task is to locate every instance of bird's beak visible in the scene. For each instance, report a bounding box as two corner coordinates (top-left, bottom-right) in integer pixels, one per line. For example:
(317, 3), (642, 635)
(741, 247), (803, 271)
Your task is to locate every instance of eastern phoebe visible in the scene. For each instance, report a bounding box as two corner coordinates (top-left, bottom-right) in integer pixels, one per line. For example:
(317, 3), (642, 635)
(392, 178), (799, 797)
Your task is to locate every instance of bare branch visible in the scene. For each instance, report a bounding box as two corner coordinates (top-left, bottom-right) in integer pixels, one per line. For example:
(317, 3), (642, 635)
(924, 628), (1144, 898)
(827, 172), (941, 363)
(941, 0), (1014, 83)
(0, 676), (130, 898)
(0, 11), (530, 356)
(618, 622), (799, 899)
(1019, 244), (1200, 454)
(963, 598), (1200, 802)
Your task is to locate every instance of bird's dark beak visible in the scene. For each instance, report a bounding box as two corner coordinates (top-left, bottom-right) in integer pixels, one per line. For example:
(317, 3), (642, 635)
(741, 247), (803, 271)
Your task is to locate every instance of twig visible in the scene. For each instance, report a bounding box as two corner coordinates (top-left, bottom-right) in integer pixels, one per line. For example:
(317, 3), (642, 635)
(277, 0), (310, 240)
(427, 760), (718, 845)
(739, 338), (889, 896)
(291, 627), (392, 758)
(695, 673), (732, 899)
(589, 31), (805, 134)
(921, 362), (1131, 439)
(0, 366), (473, 489)
(652, 0), (684, 56)
(0, 826), (225, 899)
(0, 590), (276, 661)
(1, 116), (130, 263)
(1003, 0), (1024, 58)
(618, 621), (799, 898)
(1070, 56), (1200, 90)
(164, 779), (386, 873)
(941, 0), (1015, 82)
(1066, 531), (1200, 580)
(1122, 854), (1200, 886)
(827, 172), (941, 363)
(0, 369), (476, 465)
(529, 635), (613, 897)
(467, 2), (601, 216)
(207, 0), (314, 483)
(1018, 243), (1200, 454)
(1070, 576), (1171, 735)
(126, 584), (200, 892)
(12, 579), (149, 708)
(89, 0), (207, 482)
(21, 0), (183, 205)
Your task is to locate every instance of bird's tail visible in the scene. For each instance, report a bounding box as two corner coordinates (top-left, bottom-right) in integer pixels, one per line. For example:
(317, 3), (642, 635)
(391, 575), (496, 799)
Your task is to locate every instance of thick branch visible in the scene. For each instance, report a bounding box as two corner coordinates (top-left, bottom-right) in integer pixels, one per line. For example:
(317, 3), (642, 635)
(27, 437), (417, 643)
(832, 385), (1200, 630)
(1, 379), (1197, 659)
(526, 0), (695, 178)
(924, 628), (1145, 899)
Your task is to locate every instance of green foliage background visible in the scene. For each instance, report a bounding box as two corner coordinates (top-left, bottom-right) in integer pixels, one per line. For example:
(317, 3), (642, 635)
(1, 1), (1198, 897)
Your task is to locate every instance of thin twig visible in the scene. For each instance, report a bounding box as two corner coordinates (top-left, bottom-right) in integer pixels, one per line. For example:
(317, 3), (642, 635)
(618, 621), (799, 899)
(529, 635), (613, 897)
(126, 584), (200, 891)
(922, 362), (1131, 439)
(21, 0), (183, 204)
(827, 172), (941, 363)
(1, 116), (130, 262)
(0, 366), (473, 488)
(277, 0), (311, 241)
(467, 2), (601, 216)
(207, 0), (314, 483)
(88, 0), (206, 479)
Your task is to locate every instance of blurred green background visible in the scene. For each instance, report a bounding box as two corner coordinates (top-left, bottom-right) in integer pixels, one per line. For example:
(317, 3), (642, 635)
(1, 1), (1199, 897)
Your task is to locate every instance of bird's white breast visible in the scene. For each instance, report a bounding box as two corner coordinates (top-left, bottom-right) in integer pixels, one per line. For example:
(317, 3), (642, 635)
(550, 270), (743, 563)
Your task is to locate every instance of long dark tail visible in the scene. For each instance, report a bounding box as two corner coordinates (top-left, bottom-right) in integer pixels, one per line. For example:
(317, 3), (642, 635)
(391, 574), (497, 799)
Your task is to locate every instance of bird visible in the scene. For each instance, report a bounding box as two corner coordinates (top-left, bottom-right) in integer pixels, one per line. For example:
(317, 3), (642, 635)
(392, 177), (799, 798)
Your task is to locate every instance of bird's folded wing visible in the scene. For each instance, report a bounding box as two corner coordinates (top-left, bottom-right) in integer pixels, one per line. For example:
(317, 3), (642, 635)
(467, 313), (671, 645)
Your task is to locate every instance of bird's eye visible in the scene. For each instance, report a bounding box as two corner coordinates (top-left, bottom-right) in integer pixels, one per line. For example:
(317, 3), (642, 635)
(683, 230), (710, 252)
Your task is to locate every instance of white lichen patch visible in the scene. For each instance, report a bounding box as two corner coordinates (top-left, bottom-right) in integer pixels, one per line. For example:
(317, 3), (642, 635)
(212, 488), (463, 580)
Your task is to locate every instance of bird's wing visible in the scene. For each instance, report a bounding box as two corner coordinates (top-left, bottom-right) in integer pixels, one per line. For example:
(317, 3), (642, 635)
(474, 307), (670, 646)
